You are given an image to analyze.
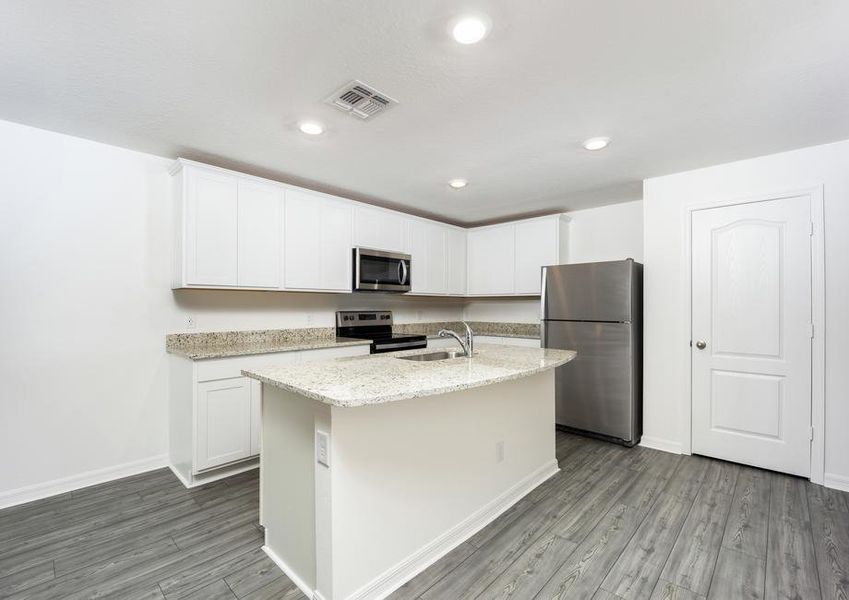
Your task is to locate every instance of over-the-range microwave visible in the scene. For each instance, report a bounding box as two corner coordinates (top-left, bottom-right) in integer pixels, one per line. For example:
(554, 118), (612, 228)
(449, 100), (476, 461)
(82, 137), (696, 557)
(352, 247), (411, 292)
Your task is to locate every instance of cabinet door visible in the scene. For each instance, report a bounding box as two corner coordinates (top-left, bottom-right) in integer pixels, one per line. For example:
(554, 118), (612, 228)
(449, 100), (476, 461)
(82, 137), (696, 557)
(185, 168), (239, 286)
(409, 220), (446, 295)
(238, 180), (282, 288)
(285, 190), (351, 291)
(408, 220), (431, 293)
(427, 225), (447, 295)
(284, 189), (321, 289)
(353, 206), (406, 252)
(320, 200), (353, 291)
(195, 378), (252, 472)
(515, 218), (558, 294)
(445, 228), (467, 295)
(467, 224), (515, 295)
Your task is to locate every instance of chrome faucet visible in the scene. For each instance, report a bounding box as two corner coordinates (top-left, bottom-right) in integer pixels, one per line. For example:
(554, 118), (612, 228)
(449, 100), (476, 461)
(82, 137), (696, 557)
(438, 322), (475, 357)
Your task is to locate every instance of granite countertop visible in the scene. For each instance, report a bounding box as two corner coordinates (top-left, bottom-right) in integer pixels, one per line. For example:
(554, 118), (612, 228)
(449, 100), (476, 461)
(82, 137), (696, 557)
(166, 322), (541, 360)
(242, 344), (575, 407)
(166, 328), (371, 360)
(395, 321), (540, 340)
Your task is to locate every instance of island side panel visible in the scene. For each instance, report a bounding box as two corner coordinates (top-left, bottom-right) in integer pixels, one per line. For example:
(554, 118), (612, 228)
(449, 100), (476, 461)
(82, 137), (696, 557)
(261, 384), (329, 595)
(329, 370), (558, 599)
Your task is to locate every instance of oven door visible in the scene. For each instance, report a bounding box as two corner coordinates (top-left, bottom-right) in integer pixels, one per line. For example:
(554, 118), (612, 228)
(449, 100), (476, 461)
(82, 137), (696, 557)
(354, 248), (411, 292)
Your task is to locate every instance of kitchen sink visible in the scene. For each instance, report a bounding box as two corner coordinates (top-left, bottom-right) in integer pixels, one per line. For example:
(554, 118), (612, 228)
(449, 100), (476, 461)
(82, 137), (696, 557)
(396, 350), (467, 362)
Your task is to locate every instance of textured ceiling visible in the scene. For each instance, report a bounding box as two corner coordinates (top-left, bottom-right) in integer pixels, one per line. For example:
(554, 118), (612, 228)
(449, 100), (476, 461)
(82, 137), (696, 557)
(1, 1), (848, 225)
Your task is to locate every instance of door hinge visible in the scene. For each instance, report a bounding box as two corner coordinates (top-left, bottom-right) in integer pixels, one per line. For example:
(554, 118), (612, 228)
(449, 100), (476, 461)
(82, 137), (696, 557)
(809, 323), (815, 339)
(810, 221), (815, 236)
(809, 426), (815, 441)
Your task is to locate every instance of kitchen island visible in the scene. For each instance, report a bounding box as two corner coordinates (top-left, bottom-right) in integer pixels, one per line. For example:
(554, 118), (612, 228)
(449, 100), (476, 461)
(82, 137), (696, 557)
(243, 343), (575, 600)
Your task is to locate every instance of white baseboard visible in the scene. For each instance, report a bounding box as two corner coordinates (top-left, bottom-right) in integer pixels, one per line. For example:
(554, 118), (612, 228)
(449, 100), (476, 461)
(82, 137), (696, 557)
(169, 460), (259, 489)
(0, 454), (169, 510)
(263, 544), (318, 600)
(639, 435), (683, 455)
(824, 472), (849, 493)
(345, 459), (560, 600)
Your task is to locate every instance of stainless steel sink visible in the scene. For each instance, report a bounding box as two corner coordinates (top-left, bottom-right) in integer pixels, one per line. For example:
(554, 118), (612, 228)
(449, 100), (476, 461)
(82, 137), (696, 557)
(396, 350), (466, 362)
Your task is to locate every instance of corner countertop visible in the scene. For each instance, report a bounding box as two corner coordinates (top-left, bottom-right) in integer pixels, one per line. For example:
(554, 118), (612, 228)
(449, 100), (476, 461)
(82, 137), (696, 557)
(242, 344), (575, 407)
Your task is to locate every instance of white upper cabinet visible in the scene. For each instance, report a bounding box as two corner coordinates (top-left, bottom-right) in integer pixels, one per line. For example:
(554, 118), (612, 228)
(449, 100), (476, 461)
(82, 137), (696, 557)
(467, 215), (569, 296)
(284, 189), (352, 292)
(514, 217), (560, 294)
(184, 167), (239, 286)
(445, 227), (467, 295)
(408, 219), (447, 295)
(468, 224), (516, 295)
(237, 179), (282, 288)
(353, 206), (407, 253)
(172, 158), (566, 297)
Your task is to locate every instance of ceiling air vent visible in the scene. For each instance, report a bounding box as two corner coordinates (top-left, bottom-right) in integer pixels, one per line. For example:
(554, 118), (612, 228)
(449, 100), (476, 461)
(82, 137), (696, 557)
(325, 80), (398, 120)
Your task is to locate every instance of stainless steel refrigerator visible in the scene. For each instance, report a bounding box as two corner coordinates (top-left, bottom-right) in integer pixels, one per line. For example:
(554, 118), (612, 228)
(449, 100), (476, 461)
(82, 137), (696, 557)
(541, 259), (642, 446)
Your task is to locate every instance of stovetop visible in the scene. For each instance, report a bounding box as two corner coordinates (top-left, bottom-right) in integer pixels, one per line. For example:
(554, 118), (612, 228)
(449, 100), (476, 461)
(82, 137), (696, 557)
(336, 310), (427, 353)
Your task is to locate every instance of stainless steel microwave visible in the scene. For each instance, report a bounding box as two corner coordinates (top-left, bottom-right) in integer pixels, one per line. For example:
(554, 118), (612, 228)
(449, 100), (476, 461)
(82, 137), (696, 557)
(353, 248), (411, 292)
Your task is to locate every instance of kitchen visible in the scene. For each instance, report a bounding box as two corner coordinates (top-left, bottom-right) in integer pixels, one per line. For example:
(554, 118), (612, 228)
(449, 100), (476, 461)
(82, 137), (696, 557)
(2, 2), (849, 600)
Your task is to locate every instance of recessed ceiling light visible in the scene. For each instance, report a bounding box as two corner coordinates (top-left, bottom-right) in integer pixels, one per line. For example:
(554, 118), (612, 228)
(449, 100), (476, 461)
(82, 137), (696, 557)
(582, 136), (611, 151)
(298, 121), (324, 135)
(452, 17), (488, 44)
(448, 178), (468, 189)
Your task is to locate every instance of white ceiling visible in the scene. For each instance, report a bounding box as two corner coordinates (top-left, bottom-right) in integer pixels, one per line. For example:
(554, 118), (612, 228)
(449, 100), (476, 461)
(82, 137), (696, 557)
(1, 1), (848, 225)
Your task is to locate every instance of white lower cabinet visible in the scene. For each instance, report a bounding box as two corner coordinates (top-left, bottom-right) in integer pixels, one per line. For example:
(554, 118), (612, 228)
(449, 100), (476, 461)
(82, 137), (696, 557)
(169, 343), (370, 487)
(195, 378), (254, 472)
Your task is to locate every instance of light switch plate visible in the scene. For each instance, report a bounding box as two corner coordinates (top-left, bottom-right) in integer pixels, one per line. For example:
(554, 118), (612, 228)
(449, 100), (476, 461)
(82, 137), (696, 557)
(316, 430), (331, 468)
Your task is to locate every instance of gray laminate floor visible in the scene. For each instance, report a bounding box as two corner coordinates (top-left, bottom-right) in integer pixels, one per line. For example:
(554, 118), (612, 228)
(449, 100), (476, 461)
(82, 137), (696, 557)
(1, 432), (847, 599)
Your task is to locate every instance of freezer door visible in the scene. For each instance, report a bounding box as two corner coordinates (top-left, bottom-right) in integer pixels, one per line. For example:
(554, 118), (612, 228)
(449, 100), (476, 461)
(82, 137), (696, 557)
(541, 260), (639, 322)
(543, 320), (639, 443)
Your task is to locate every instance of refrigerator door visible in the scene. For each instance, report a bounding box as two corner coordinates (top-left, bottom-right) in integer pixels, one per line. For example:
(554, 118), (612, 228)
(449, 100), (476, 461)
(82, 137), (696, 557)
(543, 320), (640, 443)
(542, 260), (638, 322)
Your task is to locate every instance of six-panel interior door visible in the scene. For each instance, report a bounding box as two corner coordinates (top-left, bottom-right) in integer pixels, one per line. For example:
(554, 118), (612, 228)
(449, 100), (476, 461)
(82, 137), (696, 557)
(691, 195), (812, 476)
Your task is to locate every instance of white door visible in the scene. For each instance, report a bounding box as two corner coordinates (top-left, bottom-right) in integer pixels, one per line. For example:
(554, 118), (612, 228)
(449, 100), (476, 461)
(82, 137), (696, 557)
(514, 218), (558, 294)
(691, 195), (812, 476)
(237, 180), (282, 288)
(284, 190), (352, 291)
(196, 377), (252, 472)
(467, 224), (515, 295)
(185, 168), (238, 286)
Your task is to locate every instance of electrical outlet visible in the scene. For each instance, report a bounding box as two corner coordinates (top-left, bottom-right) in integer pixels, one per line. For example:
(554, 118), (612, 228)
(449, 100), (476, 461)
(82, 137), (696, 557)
(416, 310), (423, 321)
(306, 313), (314, 326)
(316, 430), (331, 467)
(186, 316), (196, 330)
(496, 441), (505, 463)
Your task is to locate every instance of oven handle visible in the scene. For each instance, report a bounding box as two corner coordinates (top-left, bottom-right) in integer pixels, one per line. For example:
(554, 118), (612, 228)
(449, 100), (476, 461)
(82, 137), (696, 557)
(373, 339), (425, 351)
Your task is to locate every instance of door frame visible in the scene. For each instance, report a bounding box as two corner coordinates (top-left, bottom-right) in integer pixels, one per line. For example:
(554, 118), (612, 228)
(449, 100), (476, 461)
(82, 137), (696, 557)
(682, 185), (825, 484)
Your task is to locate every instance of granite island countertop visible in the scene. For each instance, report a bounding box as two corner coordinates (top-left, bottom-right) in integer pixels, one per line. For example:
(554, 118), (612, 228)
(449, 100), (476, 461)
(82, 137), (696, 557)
(242, 343), (575, 407)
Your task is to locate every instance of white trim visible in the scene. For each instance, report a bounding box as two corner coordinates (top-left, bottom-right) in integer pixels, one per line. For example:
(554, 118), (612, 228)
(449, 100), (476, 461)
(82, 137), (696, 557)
(683, 185), (826, 482)
(263, 544), (318, 600)
(639, 436), (683, 455)
(824, 473), (849, 493)
(344, 459), (560, 600)
(0, 454), (168, 510)
(170, 460), (259, 489)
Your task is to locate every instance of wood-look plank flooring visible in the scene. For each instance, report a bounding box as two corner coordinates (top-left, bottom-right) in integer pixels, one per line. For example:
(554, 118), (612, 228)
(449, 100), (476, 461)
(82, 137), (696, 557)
(1, 432), (847, 599)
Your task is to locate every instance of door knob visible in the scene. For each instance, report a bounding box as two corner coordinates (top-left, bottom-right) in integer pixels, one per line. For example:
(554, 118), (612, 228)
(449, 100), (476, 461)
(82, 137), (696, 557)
(695, 340), (707, 349)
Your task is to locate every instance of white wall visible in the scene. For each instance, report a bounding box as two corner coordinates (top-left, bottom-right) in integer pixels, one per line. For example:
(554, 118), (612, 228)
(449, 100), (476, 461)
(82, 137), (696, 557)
(643, 139), (849, 488)
(567, 200), (643, 264)
(0, 119), (462, 503)
(463, 200), (645, 324)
